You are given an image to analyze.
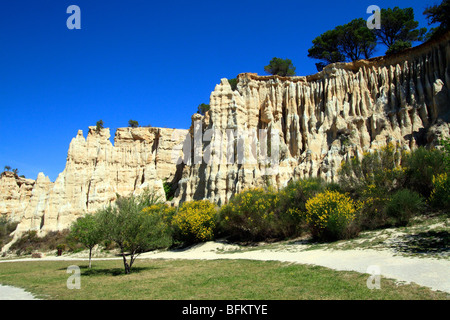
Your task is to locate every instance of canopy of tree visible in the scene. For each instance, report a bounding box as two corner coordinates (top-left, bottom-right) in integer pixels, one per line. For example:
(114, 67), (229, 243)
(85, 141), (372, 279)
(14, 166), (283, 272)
(424, 0), (450, 40)
(264, 57), (296, 77)
(308, 18), (377, 70)
(375, 7), (427, 54)
(197, 103), (210, 115)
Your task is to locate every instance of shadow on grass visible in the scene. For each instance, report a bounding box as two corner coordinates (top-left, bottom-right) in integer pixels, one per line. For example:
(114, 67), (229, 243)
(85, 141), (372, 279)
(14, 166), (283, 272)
(58, 265), (160, 276)
(392, 231), (450, 255)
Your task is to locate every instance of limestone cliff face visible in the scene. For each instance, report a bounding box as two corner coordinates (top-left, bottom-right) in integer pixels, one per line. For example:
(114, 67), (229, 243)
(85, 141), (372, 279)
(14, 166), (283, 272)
(1, 126), (187, 248)
(0, 172), (35, 223)
(1, 32), (450, 249)
(174, 32), (450, 206)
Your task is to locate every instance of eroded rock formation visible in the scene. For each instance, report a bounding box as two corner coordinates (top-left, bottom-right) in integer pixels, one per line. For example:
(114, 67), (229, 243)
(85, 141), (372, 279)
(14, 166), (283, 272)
(1, 31), (449, 249)
(174, 32), (450, 206)
(1, 126), (188, 250)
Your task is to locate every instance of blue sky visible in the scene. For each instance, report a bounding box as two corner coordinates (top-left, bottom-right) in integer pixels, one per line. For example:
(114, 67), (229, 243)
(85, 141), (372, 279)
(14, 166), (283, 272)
(0, 0), (436, 181)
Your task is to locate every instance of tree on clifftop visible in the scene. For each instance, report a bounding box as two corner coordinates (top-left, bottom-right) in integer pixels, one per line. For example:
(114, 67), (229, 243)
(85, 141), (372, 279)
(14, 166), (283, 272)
(374, 7), (427, 54)
(264, 57), (296, 76)
(128, 120), (139, 128)
(308, 18), (377, 71)
(197, 103), (210, 115)
(424, 0), (450, 41)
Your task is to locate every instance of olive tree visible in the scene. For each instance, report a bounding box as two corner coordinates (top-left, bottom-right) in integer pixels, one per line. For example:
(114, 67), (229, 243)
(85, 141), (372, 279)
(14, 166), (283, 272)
(97, 192), (172, 274)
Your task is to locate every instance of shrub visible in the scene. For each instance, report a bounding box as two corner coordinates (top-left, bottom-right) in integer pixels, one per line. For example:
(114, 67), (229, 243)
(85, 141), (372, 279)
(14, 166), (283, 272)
(0, 217), (18, 248)
(338, 144), (407, 230)
(218, 188), (279, 242)
(429, 173), (450, 210)
(339, 143), (405, 197)
(172, 200), (217, 244)
(305, 190), (359, 241)
(273, 178), (326, 238)
(402, 147), (446, 198)
(385, 189), (425, 226)
(142, 203), (177, 226)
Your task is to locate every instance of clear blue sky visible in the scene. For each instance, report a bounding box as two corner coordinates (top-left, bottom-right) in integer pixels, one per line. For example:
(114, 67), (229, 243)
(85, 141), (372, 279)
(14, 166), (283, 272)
(0, 0), (436, 181)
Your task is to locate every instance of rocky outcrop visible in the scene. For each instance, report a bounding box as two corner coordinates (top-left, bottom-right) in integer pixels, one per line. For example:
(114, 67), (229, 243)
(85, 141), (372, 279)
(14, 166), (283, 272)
(1, 32), (450, 249)
(1, 126), (188, 249)
(174, 31), (450, 205)
(0, 172), (35, 223)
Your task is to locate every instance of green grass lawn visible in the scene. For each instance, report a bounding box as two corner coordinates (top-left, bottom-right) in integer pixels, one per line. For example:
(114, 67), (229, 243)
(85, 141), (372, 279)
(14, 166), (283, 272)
(0, 258), (448, 300)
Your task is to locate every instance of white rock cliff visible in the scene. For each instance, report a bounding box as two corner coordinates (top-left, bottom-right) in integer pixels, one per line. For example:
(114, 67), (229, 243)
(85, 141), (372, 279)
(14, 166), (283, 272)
(1, 31), (449, 250)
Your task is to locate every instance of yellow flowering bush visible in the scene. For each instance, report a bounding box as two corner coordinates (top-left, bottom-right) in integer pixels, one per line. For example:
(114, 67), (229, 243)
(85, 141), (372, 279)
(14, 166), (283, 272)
(273, 178), (326, 237)
(218, 188), (279, 241)
(142, 203), (176, 224)
(429, 173), (450, 210)
(305, 190), (359, 241)
(172, 200), (217, 243)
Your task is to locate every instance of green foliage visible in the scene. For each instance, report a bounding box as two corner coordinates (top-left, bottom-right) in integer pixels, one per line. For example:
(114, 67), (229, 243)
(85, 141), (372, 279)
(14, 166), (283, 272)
(305, 190), (359, 241)
(95, 120), (104, 133)
(68, 214), (103, 267)
(96, 191), (171, 273)
(218, 188), (278, 242)
(429, 173), (450, 210)
(197, 103), (210, 115)
(375, 7), (427, 54)
(424, 0), (450, 40)
(0, 216), (18, 249)
(128, 120), (139, 128)
(172, 200), (217, 244)
(385, 40), (412, 54)
(338, 144), (406, 230)
(308, 29), (346, 67)
(228, 78), (238, 91)
(385, 189), (425, 227)
(273, 178), (327, 237)
(441, 137), (450, 170)
(264, 57), (296, 77)
(9, 230), (75, 256)
(402, 147), (446, 198)
(308, 18), (377, 69)
(163, 181), (175, 201)
(339, 144), (405, 197)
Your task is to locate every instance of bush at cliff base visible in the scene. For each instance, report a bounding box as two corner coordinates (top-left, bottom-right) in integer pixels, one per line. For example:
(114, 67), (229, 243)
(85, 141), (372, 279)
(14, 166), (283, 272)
(171, 200), (217, 244)
(429, 173), (450, 211)
(305, 190), (359, 241)
(273, 178), (326, 238)
(218, 188), (286, 242)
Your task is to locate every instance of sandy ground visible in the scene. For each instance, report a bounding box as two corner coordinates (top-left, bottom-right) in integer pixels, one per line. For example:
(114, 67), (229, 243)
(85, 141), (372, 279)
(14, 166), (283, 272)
(1, 241), (449, 299)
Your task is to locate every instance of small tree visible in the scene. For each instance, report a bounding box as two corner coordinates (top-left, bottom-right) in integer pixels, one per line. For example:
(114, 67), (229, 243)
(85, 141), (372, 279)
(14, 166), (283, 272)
(95, 120), (104, 133)
(128, 120), (139, 128)
(69, 214), (102, 268)
(197, 103), (210, 115)
(228, 78), (238, 91)
(97, 192), (172, 274)
(3, 165), (11, 172)
(264, 57), (296, 77)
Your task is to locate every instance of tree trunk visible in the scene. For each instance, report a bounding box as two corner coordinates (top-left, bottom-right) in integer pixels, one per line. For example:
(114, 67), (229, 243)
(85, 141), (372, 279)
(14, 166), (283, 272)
(89, 247), (92, 269)
(122, 253), (131, 274)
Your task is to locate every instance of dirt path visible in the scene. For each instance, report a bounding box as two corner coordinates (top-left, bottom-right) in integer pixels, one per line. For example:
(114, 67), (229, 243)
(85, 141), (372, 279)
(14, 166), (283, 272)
(0, 284), (40, 300)
(1, 241), (449, 296)
(139, 242), (450, 294)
